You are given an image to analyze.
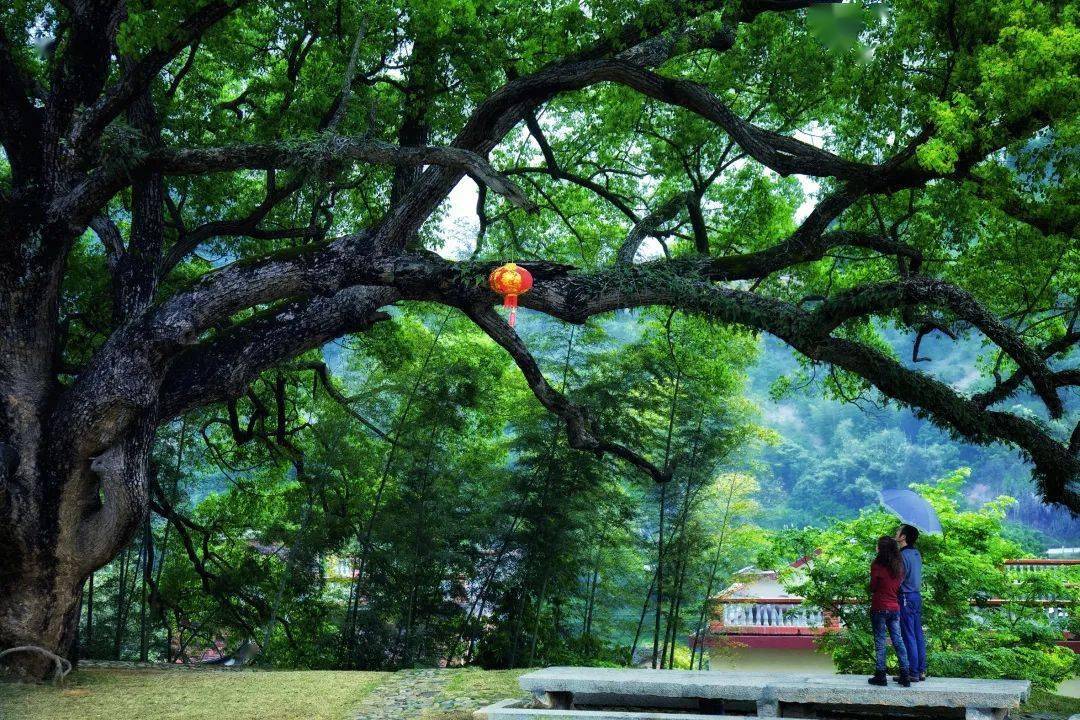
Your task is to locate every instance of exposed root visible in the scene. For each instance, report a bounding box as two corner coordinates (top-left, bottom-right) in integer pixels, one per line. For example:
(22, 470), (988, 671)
(0, 645), (73, 684)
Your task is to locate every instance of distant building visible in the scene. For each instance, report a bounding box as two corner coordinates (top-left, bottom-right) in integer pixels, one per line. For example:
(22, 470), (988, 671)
(1046, 548), (1080, 559)
(695, 555), (835, 654)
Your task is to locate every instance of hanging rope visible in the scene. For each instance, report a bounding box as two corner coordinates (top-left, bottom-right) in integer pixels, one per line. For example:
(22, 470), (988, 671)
(0, 646), (73, 684)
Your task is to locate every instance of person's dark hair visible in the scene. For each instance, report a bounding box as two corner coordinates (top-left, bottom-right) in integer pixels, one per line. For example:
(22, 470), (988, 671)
(899, 524), (920, 548)
(875, 536), (904, 579)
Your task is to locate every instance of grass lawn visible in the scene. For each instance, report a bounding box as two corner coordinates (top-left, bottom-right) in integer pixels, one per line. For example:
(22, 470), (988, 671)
(0, 668), (388, 720)
(1018, 688), (1080, 719)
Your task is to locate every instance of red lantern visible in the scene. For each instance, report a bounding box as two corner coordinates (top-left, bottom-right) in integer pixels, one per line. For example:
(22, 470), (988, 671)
(488, 262), (533, 328)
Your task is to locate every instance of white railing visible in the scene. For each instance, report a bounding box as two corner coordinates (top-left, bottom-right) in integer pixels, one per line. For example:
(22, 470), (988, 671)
(716, 597), (1073, 631)
(720, 603), (824, 628)
(1004, 559), (1080, 574)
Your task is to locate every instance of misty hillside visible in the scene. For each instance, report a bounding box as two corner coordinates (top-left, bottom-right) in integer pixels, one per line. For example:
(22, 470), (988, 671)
(326, 309), (1080, 547)
(747, 330), (1080, 546)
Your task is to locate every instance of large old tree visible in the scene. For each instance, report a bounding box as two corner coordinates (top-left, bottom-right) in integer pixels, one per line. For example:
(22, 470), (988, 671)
(0, 0), (1077, 679)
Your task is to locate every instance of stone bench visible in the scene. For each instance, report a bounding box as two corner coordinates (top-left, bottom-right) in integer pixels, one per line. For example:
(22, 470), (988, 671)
(475, 698), (781, 719)
(477, 667), (1031, 719)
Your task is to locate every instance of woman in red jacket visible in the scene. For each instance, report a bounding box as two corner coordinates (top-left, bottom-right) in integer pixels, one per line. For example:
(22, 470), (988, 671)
(869, 535), (911, 687)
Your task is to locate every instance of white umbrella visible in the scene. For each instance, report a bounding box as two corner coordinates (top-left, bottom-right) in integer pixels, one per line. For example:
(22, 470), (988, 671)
(878, 488), (943, 533)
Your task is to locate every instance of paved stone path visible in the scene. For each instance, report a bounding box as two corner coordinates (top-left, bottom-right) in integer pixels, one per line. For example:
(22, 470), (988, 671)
(353, 669), (484, 719)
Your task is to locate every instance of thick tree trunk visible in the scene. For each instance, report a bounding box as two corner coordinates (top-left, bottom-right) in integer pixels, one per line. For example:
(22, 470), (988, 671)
(0, 214), (153, 678)
(0, 442), (88, 682)
(0, 443), (151, 680)
(0, 563), (85, 680)
(1, 433), (151, 681)
(0, 213), (71, 679)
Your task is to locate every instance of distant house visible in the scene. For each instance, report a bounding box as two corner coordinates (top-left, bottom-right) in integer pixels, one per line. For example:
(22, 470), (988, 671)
(694, 554), (835, 654)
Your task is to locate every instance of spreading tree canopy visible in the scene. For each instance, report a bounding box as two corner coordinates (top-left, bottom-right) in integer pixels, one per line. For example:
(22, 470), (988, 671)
(0, 0), (1077, 679)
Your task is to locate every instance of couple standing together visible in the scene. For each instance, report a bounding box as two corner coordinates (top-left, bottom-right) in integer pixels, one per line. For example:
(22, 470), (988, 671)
(868, 524), (927, 687)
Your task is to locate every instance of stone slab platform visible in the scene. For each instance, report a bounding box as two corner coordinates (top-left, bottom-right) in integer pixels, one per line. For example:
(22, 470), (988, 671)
(474, 698), (782, 719)
(515, 667), (1031, 719)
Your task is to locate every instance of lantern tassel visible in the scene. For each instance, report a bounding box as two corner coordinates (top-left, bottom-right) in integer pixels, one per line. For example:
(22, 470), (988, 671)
(504, 293), (519, 327)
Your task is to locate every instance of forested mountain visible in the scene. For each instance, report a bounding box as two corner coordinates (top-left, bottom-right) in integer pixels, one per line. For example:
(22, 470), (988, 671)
(749, 332), (1080, 545)
(488, 311), (1080, 545)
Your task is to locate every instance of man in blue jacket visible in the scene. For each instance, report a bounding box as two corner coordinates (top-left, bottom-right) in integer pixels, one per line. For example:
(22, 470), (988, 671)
(895, 524), (927, 681)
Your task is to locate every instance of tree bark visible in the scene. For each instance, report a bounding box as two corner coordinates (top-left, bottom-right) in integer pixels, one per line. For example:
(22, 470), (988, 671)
(140, 515), (153, 662)
(0, 243), (155, 675)
(0, 559), (86, 680)
(0, 430), (152, 678)
(0, 210), (150, 677)
(85, 573), (95, 653)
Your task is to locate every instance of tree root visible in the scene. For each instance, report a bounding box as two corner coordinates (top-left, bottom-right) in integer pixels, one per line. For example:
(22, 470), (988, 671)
(0, 645), (73, 684)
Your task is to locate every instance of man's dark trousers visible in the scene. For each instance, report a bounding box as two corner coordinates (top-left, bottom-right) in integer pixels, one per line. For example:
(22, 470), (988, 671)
(899, 591), (926, 676)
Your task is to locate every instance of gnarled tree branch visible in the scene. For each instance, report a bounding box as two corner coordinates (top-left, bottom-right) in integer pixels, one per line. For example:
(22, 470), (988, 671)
(464, 303), (671, 482)
(62, 137), (536, 226)
(157, 286), (397, 422)
(68, 0), (249, 152)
